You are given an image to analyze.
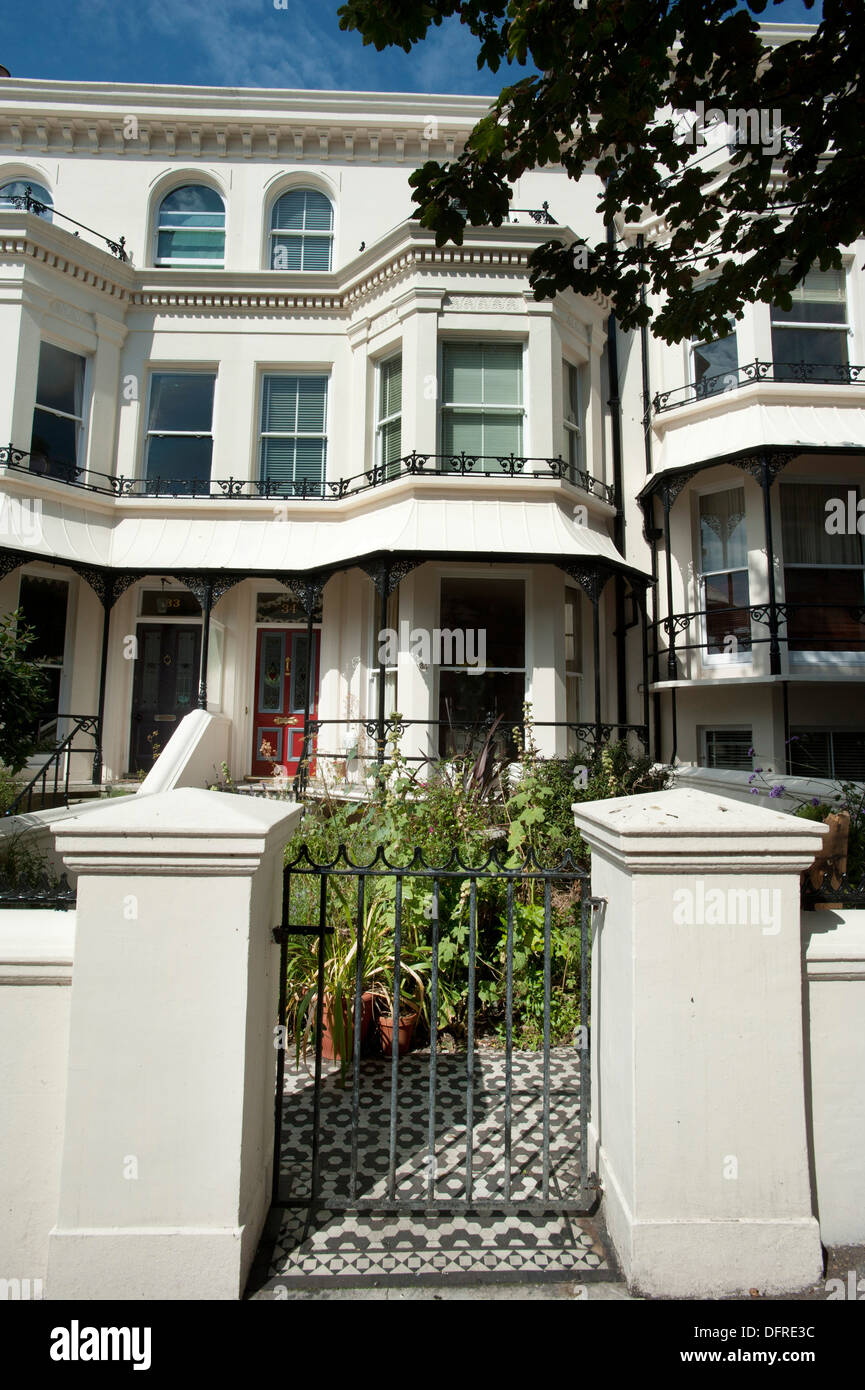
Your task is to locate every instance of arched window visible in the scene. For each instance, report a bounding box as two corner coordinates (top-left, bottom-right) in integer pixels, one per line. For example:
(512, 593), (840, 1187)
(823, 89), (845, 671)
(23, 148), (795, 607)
(155, 185), (225, 266)
(269, 188), (333, 271)
(0, 179), (53, 220)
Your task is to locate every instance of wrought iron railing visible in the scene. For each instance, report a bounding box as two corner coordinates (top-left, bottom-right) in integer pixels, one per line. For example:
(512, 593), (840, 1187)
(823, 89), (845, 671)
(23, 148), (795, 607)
(0, 444), (616, 507)
(648, 601), (865, 664)
(506, 203), (557, 224)
(6, 714), (100, 817)
(273, 843), (596, 1214)
(653, 358), (865, 413)
(802, 870), (865, 911)
(5, 184), (129, 261)
(249, 715), (649, 800)
(0, 868), (76, 910)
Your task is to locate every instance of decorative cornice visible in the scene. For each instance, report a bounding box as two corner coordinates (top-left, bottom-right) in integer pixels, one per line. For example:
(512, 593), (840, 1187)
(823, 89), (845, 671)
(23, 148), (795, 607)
(0, 228), (131, 302)
(0, 82), (487, 164)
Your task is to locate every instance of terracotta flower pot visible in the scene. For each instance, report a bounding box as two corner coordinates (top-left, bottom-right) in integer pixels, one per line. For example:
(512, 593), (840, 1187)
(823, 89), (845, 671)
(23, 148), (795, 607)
(320, 990), (375, 1061)
(377, 1008), (419, 1058)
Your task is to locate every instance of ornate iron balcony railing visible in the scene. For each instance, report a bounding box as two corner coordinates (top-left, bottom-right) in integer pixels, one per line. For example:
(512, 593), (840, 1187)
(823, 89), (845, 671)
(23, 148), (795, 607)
(6, 184), (129, 261)
(505, 204), (557, 224)
(653, 358), (865, 413)
(0, 445), (616, 507)
(648, 600), (865, 663)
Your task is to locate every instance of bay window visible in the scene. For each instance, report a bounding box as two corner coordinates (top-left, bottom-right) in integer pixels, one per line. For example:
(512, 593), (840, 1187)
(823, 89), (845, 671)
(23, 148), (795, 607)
(563, 361), (584, 476)
(438, 577), (525, 756)
(692, 325), (739, 399)
(376, 355), (402, 477)
(698, 486), (751, 660)
(771, 267), (849, 381)
(30, 342), (87, 482)
(780, 482), (864, 655)
(18, 574), (69, 739)
(441, 343), (524, 467)
(565, 587), (583, 740)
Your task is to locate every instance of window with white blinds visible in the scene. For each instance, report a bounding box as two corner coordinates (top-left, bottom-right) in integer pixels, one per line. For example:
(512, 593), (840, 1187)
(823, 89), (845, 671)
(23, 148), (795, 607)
(270, 189), (334, 271)
(563, 361), (583, 474)
(441, 343), (524, 466)
(260, 375), (328, 494)
(771, 266), (848, 379)
(156, 185), (225, 266)
(377, 355), (402, 475)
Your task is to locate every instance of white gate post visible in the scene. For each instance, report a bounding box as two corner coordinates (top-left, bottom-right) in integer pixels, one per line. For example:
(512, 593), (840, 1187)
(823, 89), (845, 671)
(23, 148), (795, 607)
(574, 786), (825, 1298)
(46, 787), (301, 1301)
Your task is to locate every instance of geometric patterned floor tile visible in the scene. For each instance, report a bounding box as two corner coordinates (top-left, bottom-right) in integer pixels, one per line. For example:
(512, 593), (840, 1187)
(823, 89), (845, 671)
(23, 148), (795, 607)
(254, 1048), (610, 1287)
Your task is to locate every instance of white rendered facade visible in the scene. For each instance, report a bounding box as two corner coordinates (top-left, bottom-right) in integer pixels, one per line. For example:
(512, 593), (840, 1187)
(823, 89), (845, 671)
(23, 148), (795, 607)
(0, 74), (861, 790)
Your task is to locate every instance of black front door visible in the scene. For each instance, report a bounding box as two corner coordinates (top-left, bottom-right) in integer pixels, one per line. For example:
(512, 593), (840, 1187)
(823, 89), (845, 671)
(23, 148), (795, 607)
(129, 624), (201, 774)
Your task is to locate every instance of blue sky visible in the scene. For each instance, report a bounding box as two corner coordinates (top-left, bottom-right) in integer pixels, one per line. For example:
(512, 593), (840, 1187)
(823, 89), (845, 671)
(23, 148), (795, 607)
(0, 0), (823, 94)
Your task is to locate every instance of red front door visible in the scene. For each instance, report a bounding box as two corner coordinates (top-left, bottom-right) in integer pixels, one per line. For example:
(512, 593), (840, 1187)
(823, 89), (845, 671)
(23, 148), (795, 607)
(251, 628), (320, 778)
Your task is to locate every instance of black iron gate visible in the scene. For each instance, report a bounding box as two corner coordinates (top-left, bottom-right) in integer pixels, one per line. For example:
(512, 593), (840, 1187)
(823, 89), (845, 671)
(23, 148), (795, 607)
(271, 847), (600, 1216)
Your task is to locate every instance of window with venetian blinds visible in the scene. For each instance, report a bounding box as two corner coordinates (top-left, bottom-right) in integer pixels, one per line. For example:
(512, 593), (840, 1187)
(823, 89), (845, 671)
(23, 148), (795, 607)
(441, 342), (524, 467)
(270, 189), (334, 271)
(260, 375), (328, 494)
(377, 355), (402, 474)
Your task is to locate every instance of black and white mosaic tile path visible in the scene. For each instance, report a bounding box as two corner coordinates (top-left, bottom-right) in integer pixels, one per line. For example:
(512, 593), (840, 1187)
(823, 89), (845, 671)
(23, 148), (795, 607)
(256, 1050), (611, 1288)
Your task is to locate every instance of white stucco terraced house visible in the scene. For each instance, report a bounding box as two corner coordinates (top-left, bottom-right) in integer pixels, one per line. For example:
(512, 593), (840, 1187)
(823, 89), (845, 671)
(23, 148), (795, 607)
(0, 56), (862, 797)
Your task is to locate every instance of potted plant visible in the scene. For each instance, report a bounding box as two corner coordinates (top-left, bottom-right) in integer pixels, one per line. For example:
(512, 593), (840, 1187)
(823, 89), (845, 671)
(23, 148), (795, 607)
(284, 889), (389, 1079)
(368, 968), (427, 1058)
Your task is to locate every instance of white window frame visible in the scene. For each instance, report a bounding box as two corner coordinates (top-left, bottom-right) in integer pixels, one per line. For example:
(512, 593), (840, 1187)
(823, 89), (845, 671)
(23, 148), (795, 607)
(439, 340), (526, 465)
(700, 725), (753, 771)
(143, 368), (217, 485)
(770, 266), (851, 373)
(258, 371), (330, 494)
(695, 483), (752, 668)
(376, 354), (402, 474)
(369, 588), (399, 718)
(17, 567), (76, 747)
(154, 184), (226, 269)
(780, 478), (865, 667)
(31, 340), (90, 475)
(268, 188), (334, 272)
(563, 360), (583, 475)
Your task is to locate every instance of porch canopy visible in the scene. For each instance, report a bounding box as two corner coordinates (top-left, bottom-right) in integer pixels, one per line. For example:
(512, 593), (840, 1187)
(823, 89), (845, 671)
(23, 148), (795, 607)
(0, 492), (648, 585)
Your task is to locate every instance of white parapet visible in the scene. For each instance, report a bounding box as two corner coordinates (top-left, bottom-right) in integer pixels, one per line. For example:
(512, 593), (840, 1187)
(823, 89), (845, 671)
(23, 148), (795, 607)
(574, 785), (826, 1298)
(805, 909), (865, 1247)
(0, 910), (75, 1290)
(45, 787), (301, 1301)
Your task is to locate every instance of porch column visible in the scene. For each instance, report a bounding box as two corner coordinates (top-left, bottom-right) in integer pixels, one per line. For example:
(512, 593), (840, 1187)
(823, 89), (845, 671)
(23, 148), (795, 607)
(46, 788), (302, 1300)
(376, 566), (390, 765)
(197, 579), (213, 709)
(574, 786), (825, 1297)
(661, 480), (678, 682)
(559, 563), (612, 748)
(91, 577), (114, 784)
(732, 450), (794, 678)
(361, 560), (419, 767)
